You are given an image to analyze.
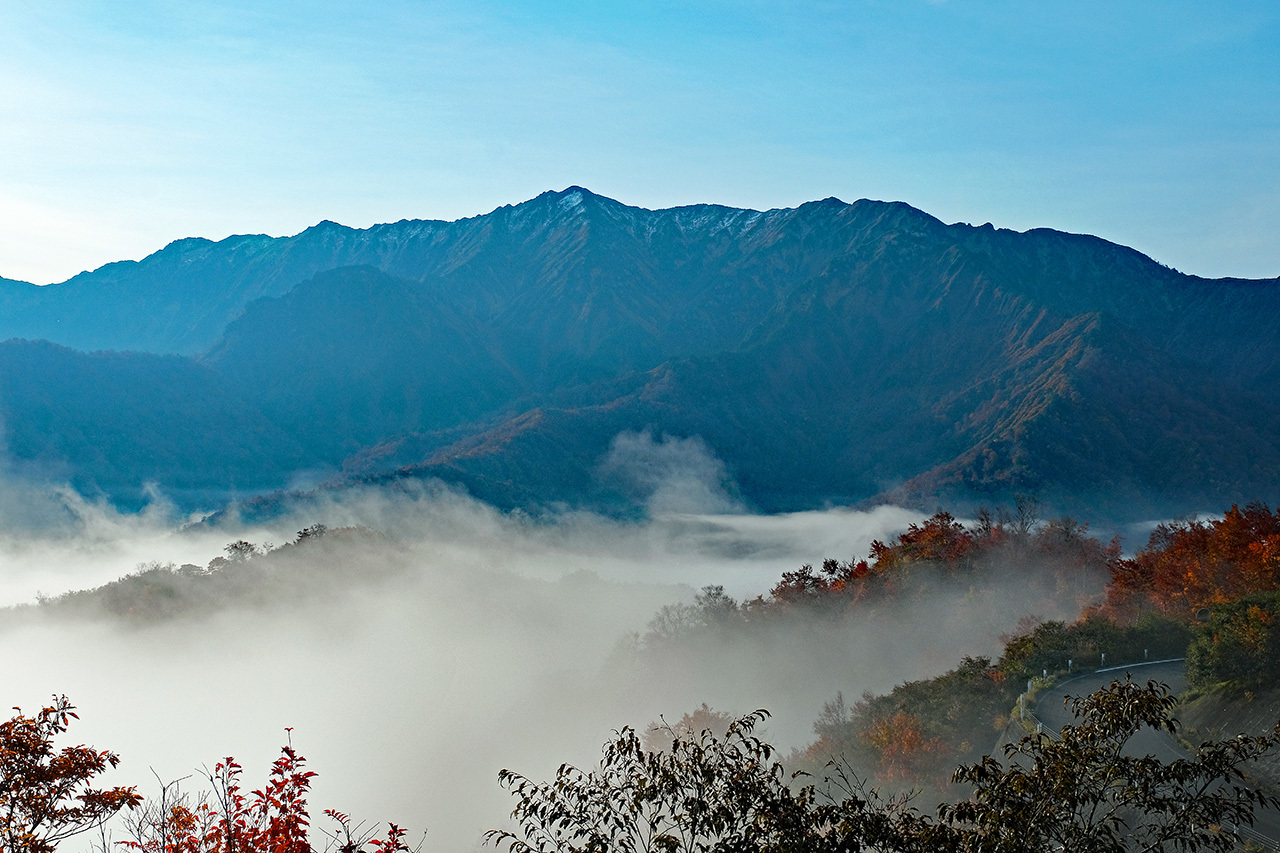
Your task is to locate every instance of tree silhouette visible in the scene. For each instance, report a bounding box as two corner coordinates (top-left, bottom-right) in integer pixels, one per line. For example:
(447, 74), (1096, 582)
(490, 681), (1280, 853)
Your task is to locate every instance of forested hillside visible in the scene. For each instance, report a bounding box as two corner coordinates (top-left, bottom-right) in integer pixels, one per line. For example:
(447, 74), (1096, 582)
(607, 500), (1280, 795)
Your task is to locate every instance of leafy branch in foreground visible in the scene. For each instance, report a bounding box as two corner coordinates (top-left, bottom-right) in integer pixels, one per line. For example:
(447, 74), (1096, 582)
(487, 709), (918, 853)
(489, 680), (1280, 853)
(941, 678), (1280, 853)
(0, 696), (142, 853)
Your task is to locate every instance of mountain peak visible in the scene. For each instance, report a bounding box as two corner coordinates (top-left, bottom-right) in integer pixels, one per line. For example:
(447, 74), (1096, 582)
(307, 219), (355, 234)
(519, 186), (637, 222)
(162, 236), (215, 251)
(558, 187), (586, 210)
(532, 186), (598, 204)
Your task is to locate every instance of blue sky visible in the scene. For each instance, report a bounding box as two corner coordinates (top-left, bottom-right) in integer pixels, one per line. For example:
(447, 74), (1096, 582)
(0, 0), (1276, 283)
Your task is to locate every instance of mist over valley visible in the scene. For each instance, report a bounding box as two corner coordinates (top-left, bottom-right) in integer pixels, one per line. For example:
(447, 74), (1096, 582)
(2, 189), (1279, 851)
(0, 481), (1098, 851)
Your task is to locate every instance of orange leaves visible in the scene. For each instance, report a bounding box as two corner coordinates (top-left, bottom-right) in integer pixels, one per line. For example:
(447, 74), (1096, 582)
(768, 512), (978, 606)
(766, 507), (1116, 615)
(863, 711), (951, 784)
(1104, 502), (1280, 621)
(0, 696), (142, 853)
(120, 800), (215, 853)
(255, 746), (316, 853)
(869, 512), (975, 573)
(1247, 533), (1280, 589)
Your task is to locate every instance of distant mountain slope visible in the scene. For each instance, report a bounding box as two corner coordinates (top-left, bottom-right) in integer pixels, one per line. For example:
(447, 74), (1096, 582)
(0, 340), (304, 506)
(202, 265), (524, 460)
(0, 187), (1276, 520)
(374, 265), (1280, 518)
(897, 315), (1280, 516)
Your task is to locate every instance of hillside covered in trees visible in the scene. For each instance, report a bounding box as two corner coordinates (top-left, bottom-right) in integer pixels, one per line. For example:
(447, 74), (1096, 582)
(610, 501), (1280, 795)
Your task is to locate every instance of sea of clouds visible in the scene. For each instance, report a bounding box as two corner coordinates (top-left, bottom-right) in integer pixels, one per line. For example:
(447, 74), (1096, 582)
(0, 435), (1100, 851)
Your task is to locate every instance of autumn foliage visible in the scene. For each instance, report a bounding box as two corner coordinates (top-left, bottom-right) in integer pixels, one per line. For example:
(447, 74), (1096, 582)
(765, 509), (1118, 612)
(0, 697), (418, 853)
(0, 696), (141, 853)
(629, 505), (1136, 791)
(115, 743), (419, 853)
(121, 749), (315, 853)
(805, 657), (1012, 793)
(862, 711), (951, 784)
(1104, 502), (1280, 622)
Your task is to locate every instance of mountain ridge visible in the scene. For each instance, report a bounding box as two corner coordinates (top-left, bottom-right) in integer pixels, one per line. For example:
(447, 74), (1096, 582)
(7, 187), (1271, 357)
(0, 188), (1276, 521)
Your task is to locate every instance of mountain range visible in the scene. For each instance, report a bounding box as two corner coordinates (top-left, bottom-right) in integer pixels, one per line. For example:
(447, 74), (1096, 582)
(1, 187), (1277, 521)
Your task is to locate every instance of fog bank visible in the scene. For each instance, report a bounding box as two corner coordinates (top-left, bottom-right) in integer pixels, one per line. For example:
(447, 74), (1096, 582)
(0, 481), (1087, 851)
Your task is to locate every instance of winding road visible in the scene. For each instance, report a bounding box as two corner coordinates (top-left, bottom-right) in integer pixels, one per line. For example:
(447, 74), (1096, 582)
(1027, 660), (1280, 850)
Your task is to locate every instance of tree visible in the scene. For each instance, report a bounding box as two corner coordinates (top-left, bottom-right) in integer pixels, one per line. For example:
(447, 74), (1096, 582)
(1013, 493), (1041, 536)
(1102, 503), (1280, 622)
(223, 541), (260, 563)
(938, 678), (1280, 853)
(490, 681), (1280, 853)
(862, 711), (951, 785)
(868, 512), (975, 574)
(0, 696), (142, 853)
(642, 704), (737, 754)
(1186, 591), (1280, 690)
(0, 700), (420, 853)
(692, 586), (738, 627)
(295, 525), (328, 544)
(487, 710), (914, 853)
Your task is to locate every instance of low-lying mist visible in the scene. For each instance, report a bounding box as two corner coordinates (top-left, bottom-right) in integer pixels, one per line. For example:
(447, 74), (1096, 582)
(1, 477), (1098, 851)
